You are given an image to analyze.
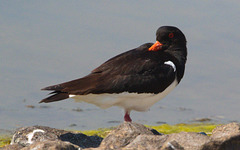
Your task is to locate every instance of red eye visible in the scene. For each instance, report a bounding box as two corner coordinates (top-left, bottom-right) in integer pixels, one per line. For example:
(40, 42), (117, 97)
(168, 33), (174, 38)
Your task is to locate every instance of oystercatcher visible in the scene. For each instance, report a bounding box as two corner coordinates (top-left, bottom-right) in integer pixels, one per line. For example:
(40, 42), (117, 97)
(40, 26), (187, 122)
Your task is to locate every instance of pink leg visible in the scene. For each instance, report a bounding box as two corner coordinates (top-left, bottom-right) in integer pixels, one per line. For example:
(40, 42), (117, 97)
(124, 111), (132, 122)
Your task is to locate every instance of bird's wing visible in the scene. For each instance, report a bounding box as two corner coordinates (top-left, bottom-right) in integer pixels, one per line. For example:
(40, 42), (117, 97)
(93, 58), (176, 94)
(40, 46), (176, 103)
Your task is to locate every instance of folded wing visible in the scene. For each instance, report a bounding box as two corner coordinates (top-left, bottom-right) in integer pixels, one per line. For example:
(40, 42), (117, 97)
(40, 45), (176, 103)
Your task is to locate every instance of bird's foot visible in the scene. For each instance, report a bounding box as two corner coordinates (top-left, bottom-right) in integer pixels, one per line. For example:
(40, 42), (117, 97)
(124, 111), (132, 122)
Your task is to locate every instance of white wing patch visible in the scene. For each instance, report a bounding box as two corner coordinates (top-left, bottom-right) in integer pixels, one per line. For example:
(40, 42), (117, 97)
(164, 61), (176, 72)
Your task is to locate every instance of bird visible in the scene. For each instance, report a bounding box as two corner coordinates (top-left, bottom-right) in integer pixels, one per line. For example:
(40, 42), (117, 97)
(40, 26), (187, 122)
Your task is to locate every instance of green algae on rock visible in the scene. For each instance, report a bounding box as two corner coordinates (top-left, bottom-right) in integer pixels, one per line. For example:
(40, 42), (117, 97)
(147, 123), (219, 135)
(0, 136), (11, 148)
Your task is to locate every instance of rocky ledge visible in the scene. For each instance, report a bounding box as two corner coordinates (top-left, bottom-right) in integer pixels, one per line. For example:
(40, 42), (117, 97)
(2, 122), (240, 150)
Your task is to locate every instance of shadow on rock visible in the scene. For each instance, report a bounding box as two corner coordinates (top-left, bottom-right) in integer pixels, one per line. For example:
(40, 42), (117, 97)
(59, 132), (102, 148)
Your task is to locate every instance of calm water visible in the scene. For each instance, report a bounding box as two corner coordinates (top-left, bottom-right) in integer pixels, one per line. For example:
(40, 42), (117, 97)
(1, 1), (240, 131)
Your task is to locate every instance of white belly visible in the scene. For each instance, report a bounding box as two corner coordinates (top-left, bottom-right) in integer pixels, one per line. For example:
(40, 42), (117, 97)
(71, 79), (178, 112)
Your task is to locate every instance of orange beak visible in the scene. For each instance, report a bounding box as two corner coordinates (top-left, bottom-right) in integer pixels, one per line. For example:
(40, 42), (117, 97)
(148, 41), (163, 51)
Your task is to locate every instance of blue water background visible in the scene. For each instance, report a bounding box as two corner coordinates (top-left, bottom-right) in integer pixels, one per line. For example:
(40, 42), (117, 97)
(1, 1), (240, 130)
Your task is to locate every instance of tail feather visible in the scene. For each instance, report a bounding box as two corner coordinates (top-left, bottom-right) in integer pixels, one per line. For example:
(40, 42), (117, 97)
(39, 92), (69, 103)
(41, 84), (63, 91)
(40, 74), (100, 103)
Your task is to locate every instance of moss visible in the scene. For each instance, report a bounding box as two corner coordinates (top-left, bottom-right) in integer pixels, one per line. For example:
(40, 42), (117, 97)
(0, 136), (11, 148)
(80, 128), (113, 138)
(147, 123), (220, 135)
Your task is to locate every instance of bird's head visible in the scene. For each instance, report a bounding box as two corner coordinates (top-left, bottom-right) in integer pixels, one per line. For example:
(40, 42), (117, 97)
(149, 26), (187, 52)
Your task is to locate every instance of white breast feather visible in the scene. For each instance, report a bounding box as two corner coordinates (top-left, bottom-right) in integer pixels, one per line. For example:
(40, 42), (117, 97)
(71, 79), (178, 112)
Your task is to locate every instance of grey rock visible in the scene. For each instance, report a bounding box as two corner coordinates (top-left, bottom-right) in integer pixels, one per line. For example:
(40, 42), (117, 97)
(124, 134), (170, 150)
(124, 132), (209, 150)
(99, 122), (211, 150)
(202, 122), (240, 150)
(162, 132), (209, 150)
(21, 141), (80, 150)
(10, 125), (65, 146)
(99, 122), (155, 149)
(161, 140), (184, 150)
(1, 144), (24, 150)
(8, 125), (102, 149)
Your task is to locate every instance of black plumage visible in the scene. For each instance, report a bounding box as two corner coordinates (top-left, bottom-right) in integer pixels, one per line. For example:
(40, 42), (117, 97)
(40, 26), (187, 122)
